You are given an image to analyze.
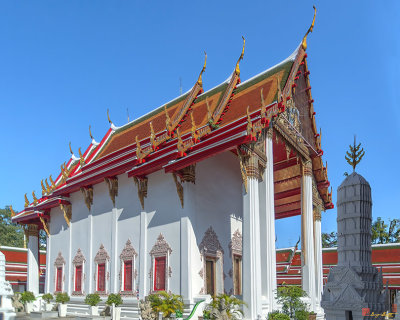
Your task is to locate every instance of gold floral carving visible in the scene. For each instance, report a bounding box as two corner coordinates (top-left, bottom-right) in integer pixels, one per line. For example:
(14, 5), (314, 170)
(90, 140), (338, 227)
(179, 164), (196, 184)
(237, 143), (266, 190)
(104, 177), (118, 207)
(81, 186), (94, 211)
(39, 217), (50, 236)
(26, 224), (39, 237)
(60, 203), (72, 226)
(133, 177), (148, 209)
(172, 173), (184, 208)
(302, 161), (313, 177)
(313, 210), (321, 221)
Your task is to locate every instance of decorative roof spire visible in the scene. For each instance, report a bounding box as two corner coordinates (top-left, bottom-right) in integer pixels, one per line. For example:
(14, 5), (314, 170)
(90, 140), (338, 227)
(107, 109), (119, 130)
(197, 51), (207, 87)
(78, 148), (85, 167)
(345, 136), (365, 172)
(10, 205), (16, 217)
(89, 125), (99, 146)
(41, 180), (46, 196)
(235, 36), (245, 76)
(69, 142), (79, 161)
(302, 5), (317, 51)
(24, 193), (29, 207)
(32, 191), (38, 205)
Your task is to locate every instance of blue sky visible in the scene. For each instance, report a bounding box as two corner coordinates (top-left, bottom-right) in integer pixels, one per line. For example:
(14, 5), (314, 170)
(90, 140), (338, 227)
(1, 1), (399, 248)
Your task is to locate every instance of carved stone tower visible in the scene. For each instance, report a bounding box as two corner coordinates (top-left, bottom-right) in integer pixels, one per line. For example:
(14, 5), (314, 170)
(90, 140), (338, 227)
(321, 172), (388, 320)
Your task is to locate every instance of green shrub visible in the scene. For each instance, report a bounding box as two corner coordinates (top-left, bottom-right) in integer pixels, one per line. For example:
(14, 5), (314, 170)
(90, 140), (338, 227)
(42, 293), (53, 303)
(275, 285), (309, 319)
(147, 291), (184, 318)
(295, 309), (309, 320)
(84, 293), (101, 306)
(267, 311), (290, 320)
(106, 293), (123, 307)
(204, 294), (246, 320)
(55, 292), (70, 304)
(20, 291), (36, 304)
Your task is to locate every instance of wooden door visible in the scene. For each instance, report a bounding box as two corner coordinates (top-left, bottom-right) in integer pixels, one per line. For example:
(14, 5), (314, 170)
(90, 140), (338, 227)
(206, 259), (215, 296)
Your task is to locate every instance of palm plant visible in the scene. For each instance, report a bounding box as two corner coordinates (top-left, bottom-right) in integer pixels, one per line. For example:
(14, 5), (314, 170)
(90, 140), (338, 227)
(204, 294), (246, 320)
(147, 291), (184, 318)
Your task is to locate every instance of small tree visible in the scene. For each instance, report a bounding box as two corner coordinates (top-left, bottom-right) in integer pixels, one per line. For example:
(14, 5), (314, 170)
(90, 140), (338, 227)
(85, 293), (101, 306)
(55, 292), (70, 304)
(106, 293), (123, 307)
(20, 291), (36, 304)
(147, 291), (184, 318)
(275, 285), (309, 319)
(42, 293), (53, 304)
(268, 311), (290, 320)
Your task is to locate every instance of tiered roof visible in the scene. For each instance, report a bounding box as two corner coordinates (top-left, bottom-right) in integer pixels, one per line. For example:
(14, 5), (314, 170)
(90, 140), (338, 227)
(12, 7), (333, 226)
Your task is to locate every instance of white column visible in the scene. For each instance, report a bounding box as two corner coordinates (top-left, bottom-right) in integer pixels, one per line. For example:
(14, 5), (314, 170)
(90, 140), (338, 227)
(139, 211), (148, 299)
(67, 222), (72, 295)
(180, 216), (192, 302)
(242, 151), (262, 320)
(313, 211), (323, 307)
(45, 234), (51, 293)
(27, 224), (40, 295)
(263, 130), (277, 312)
(301, 161), (316, 312)
(88, 212), (93, 293)
(111, 208), (119, 293)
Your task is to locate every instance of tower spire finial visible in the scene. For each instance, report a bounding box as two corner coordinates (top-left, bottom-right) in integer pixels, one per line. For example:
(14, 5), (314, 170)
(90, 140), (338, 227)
(345, 135), (365, 172)
(302, 5), (317, 51)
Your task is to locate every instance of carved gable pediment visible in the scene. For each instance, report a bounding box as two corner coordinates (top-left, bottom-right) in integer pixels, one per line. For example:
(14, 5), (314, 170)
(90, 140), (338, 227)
(72, 249), (86, 266)
(229, 229), (242, 256)
(120, 239), (138, 260)
(54, 252), (65, 267)
(150, 234), (172, 256)
(199, 226), (224, 256)
(94, 244), (110, 264)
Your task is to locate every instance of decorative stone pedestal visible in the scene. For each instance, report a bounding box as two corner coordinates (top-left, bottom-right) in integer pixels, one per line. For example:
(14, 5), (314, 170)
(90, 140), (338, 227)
(0, 251), (16, 319)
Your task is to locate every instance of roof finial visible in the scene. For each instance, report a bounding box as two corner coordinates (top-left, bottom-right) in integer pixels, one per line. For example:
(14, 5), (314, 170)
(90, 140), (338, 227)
(107, 109), (112, 125)
(10, 205), (16, 217)
(32, 191), (38, 205)
(235, 36), (245, 76)
(24, 193), (29, 207)
(69, 142), (74, 155)
(302, 5), (317, 51)
(127, 108), (130, 123)
(89, 125), (94, 140)
(197, 51), (207, 87)
(345, 135), (365, 172)
(41, 180), (46, 196)
(78, 148), (85, 166)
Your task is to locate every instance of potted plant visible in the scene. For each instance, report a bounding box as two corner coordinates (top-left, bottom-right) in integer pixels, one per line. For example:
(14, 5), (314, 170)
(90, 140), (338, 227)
(106, 293), (123, 320)
(175, 309), (183, 320)
(147, 291), (184, 319)
(308, 311), (317, 320)
(204, 294), (246, 320)
(85, 293), (101, 316)
(267, 311), (290, 320)
(42, 293), (54, 312)
(20, 291), (36, 314)
(274, 285), (309, 320)
(55, 292), (70, 317)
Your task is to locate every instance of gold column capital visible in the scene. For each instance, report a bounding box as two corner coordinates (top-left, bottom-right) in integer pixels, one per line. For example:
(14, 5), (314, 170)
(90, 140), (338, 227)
(302, 160), (313, 177)
(26, 224), (39, 237)
(313, 210), (322, 221)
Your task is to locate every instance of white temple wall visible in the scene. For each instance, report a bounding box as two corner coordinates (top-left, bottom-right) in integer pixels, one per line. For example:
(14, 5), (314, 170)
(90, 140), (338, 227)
(189, 151), (243, 296)
(69, 189), (91, 297)
(48, 206), (70, 293)
(46, 150), (243, 300)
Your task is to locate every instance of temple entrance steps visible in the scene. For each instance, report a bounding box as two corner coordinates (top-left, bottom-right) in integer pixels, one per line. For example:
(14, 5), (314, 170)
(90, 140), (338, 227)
(66, 302), (106, 317)
(119, 305), (141, 320)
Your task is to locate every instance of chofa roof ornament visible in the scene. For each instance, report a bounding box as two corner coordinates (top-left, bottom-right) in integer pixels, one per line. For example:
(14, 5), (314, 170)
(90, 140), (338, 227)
(302, 5), (317, 51)
(235, 36), (245, 76)
(89, 125), (99, 146)
(107, 109), (119, 131)
(197, 51), (207, 87)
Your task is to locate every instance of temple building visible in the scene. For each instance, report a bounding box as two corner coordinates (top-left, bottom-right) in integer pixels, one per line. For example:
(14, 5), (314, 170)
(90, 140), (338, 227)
(11, 10), (334, 319)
